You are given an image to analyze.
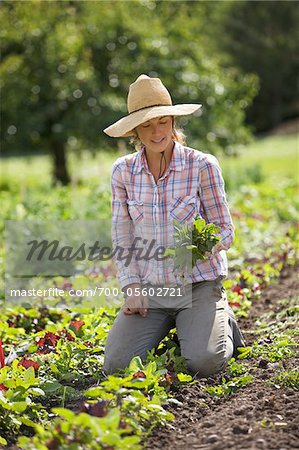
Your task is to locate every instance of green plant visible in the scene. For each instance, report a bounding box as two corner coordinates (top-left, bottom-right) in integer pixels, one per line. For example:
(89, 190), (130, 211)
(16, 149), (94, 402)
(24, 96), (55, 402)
(238, 334), (297, 362)
(0, 363), (48, 440)
(205, 373), (253, 397)
(165, 216), (221, 277)
(274, 369), (299, 391)
(18, 408), (142, 450)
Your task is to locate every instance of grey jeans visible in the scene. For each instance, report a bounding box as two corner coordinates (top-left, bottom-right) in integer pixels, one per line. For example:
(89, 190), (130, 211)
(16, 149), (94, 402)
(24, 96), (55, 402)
(103, 277), (240, 377)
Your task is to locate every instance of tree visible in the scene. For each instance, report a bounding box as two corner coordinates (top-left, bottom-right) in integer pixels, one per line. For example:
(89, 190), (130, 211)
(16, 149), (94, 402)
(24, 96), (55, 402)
(213, 0), (299, 131)
(86, 0), (258, 156)
(1, 2), (101, 184)
(1, 1), (258, 184)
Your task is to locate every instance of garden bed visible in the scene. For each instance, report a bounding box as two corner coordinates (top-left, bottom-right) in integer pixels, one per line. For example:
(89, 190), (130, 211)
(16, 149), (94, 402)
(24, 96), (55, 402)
(146, 266), (299, 450)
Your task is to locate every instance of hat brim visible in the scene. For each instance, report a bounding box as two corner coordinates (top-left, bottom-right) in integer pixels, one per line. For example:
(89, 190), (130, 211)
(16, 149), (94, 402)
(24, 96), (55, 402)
(103, 104), (202, 138)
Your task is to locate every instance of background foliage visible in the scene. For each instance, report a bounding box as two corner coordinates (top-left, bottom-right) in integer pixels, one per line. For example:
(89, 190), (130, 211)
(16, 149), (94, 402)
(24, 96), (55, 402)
(1, 1), (297, 184)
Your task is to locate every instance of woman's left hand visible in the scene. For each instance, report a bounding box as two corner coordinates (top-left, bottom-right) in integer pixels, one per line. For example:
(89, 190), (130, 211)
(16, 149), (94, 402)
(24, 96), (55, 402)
(122, 284), (149, 317)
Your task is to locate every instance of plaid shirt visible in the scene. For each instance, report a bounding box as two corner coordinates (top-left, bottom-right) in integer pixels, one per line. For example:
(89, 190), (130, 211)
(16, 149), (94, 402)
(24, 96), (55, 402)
(111, 141), (234, 289)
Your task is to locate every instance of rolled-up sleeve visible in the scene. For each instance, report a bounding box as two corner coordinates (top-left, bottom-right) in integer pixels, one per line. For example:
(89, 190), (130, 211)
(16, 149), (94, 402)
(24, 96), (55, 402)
(111, 162), (141, 289)
(199, 155), (235, 252)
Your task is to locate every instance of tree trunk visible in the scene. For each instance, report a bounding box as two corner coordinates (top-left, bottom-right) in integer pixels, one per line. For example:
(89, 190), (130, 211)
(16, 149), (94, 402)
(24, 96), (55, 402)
(50, 140), (70, 185)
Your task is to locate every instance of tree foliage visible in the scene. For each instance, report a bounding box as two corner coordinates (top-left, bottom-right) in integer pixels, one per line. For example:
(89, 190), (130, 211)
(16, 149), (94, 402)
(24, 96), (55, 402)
(214, 0), (299, 131)
(1, 1), (259, 183)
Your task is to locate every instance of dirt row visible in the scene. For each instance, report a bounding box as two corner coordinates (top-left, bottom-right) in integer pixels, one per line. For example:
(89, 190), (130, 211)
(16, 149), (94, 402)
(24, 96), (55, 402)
(146, 267), (299, 450)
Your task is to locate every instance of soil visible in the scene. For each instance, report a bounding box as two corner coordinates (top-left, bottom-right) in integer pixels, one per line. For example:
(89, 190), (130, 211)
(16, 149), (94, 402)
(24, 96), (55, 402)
(145, 267), (299, 450)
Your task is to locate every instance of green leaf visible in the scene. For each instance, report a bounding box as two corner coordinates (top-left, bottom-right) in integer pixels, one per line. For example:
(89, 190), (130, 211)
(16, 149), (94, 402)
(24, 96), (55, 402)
(194, 218), (206, 232)
(76, 412), (94, 428)
(106, 408), (121, 428)
(20, 417), (36, 427)
(0, 436), (7, 445)
(41, 381), (63, 393)
(29, 387), (45, 396)
(128, 356), (144, 373)
(27, 344), (38, 354)
(23, 367), (35, 386)
(237, 346), (251, 359)
(145, 361), (157, 375)
(151, 394), (162, 405)
(52, 407), (75, 421)
(177, 373), (193, 382)
(50, 363), (60, 374)
(84, 386), (102, 397)
(5, 379), (16, 389)
(11, 401), (27, 413)
(205, 223), (220, 234)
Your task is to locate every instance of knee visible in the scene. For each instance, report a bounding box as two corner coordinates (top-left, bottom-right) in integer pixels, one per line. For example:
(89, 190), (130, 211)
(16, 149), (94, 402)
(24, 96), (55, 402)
(103, 346), (132, 375)
(103, 344), (147, 375)
(103, 354), (129, 375)
(185, 350), (228, 377)
(103, 361), (122, 376)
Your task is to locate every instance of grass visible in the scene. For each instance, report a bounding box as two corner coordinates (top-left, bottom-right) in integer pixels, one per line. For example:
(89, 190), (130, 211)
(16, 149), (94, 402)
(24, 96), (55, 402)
(1, 132), (298, 191)
(219, 133), (298, 188)
(0, 149), (120, 189)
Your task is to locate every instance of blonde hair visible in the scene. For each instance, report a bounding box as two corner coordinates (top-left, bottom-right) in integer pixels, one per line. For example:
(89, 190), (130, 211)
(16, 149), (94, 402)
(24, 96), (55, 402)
(129, 117), (186, 151)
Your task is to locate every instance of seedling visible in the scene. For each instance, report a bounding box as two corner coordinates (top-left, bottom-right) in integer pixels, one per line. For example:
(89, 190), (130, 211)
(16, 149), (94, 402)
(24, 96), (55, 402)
(165, 216), (221, 279)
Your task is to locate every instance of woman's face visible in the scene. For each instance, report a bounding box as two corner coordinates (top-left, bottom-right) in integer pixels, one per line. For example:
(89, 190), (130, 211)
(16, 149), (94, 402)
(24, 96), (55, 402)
(135, 116), (173, 154)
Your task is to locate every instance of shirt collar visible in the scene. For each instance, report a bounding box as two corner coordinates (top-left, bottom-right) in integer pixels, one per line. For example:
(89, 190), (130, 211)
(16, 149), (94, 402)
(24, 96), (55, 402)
(132, 141), (185, 174)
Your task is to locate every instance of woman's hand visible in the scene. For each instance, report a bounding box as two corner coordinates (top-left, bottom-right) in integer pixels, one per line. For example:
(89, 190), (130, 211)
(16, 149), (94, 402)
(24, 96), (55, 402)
(204, 245), (220, 259)
(122, 283), (148, 317)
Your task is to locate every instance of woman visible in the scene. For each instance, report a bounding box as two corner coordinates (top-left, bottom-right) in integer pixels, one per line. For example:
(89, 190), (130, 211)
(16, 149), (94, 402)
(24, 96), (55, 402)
(103, 74), (244, 376)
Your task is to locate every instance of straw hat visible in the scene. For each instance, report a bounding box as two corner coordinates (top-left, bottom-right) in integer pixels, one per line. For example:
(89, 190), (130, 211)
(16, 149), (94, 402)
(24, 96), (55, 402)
(103, 74), (202, 138)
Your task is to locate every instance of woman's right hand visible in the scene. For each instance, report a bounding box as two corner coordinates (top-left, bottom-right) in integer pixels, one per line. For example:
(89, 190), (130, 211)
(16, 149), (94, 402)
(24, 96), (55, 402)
(122, 283), (148, 317)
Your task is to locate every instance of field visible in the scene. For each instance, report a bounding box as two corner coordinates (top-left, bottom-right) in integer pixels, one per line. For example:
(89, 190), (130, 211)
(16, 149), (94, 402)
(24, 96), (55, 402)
(0, 132), (298, 449)
(1, 132), (298, 190)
